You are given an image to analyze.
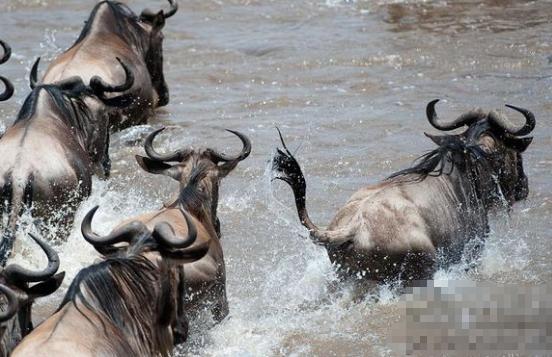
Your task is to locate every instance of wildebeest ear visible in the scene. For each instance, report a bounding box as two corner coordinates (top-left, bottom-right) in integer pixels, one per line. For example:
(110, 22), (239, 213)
(152, 10), (166, 29)
(141, 10), (166, 29)
(135, 155), (182, 181)
(424, 132), (451, 146)
(26, 272), (65, 299)
(504, 136), (533, 152)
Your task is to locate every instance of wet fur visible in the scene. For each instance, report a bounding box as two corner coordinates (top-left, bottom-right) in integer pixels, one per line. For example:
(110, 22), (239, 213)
(59, 254), (173, 356)
(273, 127), (529, 285)
(0, 85), (100, 263)
(387, 135), (491, 181)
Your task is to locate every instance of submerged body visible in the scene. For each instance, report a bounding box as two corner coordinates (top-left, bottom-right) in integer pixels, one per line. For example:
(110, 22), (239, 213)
(118, 204), (228, 323)
(14, 210), (207, 356)
(322, 173), (486, 281)
(131, 127), (252, 323)
(0, 68), (133, 261)
(273, 101), (534, 284)
(0, 89), (94, 213)
(0, 87), (95, 257)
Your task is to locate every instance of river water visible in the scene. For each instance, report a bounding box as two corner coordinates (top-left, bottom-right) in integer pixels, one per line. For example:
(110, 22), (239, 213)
(1, 0), (551, 356)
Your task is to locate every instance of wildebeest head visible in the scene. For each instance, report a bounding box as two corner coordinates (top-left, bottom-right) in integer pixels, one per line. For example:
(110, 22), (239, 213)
(137, 0), (177, 107)
(135, 127), (251, 227)
(424, 99), (535, 206)
(78, 205), (207, 350)
(0, 233), (63, 356)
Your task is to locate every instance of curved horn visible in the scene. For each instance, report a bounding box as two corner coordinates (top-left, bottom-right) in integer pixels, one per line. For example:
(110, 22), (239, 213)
(207, 130), (251, 163)
(81, 206), (149, 249)
(0, 40), (11, 65)
(426, 99), (485, 131)
(4, 233), (59, 283)
(488, 105), (536, 136)
(152, 208), (197, 250)
(0, 285), (18, 322)
(56, 76), (87, 91)
(144, 127), (189, 162)
(0, 76), (14, 101)
(29, 57), (40, 90)
(89, 57), (134, 95)
(164, 0), (178, 18)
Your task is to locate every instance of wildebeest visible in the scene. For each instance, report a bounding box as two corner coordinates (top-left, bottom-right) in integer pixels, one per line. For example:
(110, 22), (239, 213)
(273, 100), (534, 284)
(12, 207), (207, 357)
(0, 62), (133, 264)
(0, 233), (64, 356)
(115, 127), (251, 323)
(38, 0), (178, 130)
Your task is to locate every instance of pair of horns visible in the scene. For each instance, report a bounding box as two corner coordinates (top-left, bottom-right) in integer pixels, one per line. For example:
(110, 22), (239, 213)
(144, 127), (252, 165)
(427, 99), (535, 136)
(0, 233), (60, 322)
(81, 206), (204, 260)
(0, 40), (14, 102)
(30, 57), (134, 97)
(141, 0), (178, 20)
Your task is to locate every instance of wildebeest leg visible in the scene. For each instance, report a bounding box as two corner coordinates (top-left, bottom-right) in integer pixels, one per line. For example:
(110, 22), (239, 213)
(211, 283), (229, 323)
(0, 174), (22, 265)
(0, 179), (5, 223)
(101, 130), (111, 178)
(173, 315), (189, 345)
(88, 120), (111, 179)
(36, 188), (83, 242)
(215, 217), (221, 238)
(400, 250), (436, 287)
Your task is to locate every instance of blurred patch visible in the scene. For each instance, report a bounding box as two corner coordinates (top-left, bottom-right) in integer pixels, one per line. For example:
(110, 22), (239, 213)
(390, 280), (552, 356)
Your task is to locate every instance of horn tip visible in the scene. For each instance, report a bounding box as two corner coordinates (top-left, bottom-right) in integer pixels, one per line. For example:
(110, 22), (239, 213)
(84, 205), (100, 220)
(27, 232), (41, 243)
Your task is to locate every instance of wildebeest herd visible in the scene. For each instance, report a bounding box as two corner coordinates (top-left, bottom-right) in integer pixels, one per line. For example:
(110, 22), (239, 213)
(0, 1), (536, 356)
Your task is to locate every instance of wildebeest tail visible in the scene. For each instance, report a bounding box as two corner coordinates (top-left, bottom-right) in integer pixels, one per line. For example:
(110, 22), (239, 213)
(272, 128), (353, 247)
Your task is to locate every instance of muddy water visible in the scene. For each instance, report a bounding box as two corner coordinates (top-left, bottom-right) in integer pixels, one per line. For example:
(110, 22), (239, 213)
(1, 0), (551, 356)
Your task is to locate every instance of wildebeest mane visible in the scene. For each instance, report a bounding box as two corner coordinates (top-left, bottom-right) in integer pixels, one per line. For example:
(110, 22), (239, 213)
(388, 136), (491, 182)
(16, 85), (93, 139)
(178, 163), (210, 217)
(72, 1), (144, 49)
(58, 254), (173, 356)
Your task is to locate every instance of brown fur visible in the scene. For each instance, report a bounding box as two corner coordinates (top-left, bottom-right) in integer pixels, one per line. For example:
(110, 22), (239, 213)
(13, 241), (188, 356)
(42, 1), (172, 130)
(273, 118), (532, 285)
